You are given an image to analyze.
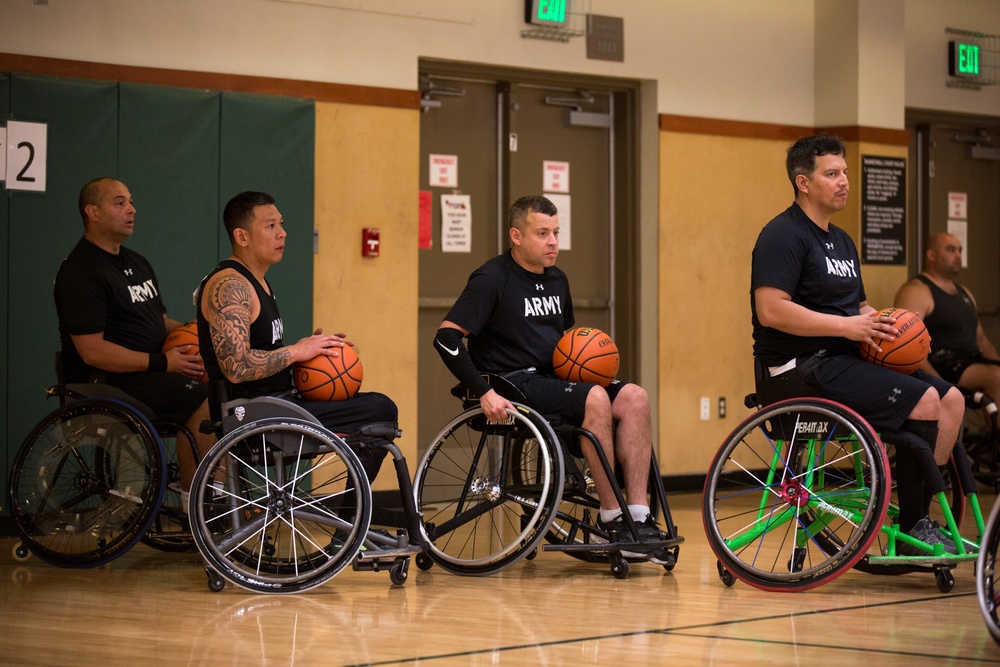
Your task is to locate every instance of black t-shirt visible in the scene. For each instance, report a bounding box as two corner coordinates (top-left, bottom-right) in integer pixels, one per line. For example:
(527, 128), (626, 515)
(445, 251), (575, 374)
(197, 260), (290, 398)
(751, 203), (865, 366)
(54, 237), (167, 382)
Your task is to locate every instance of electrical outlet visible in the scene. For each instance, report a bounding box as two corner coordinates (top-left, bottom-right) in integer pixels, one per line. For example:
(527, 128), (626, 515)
(700, 397), (710, 421)
(718, 397), (727, 418)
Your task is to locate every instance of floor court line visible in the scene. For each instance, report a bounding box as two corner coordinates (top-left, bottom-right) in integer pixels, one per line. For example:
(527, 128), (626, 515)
(345, 591), (982, 667)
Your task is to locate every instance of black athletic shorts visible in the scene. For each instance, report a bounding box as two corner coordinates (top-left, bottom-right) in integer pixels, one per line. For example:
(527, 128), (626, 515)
(294, 391), (398, 483)
(505, 370), (628, 425)
(800, 353), (954, 432)
(928, 349), (1000, 384)
(108, 371), (208, 424)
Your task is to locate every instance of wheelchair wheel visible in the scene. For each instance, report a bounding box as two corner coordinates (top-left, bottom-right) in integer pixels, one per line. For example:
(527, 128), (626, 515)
(977, 499), (1000, 646)
(703, 398), (890, 591)
(8, 399), (166, 568)
(413, 404), (564, 575)
(141, 425), (198, 552)
(189, 418), (372, 594)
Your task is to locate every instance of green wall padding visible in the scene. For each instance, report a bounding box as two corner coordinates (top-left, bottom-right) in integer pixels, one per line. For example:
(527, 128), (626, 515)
(220, 92), (315, 341)
(119, 82), (221, 319)
(5, 74), (119, 507)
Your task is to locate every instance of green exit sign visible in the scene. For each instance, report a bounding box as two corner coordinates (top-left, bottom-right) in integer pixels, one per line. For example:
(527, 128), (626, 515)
(949, 40), (981, 78)
(525, 0), (570, 27)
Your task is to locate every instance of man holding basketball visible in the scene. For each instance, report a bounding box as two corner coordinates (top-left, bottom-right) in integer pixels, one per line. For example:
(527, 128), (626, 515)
(54, 177), (214, 491)
(751, 135), (964, 553)
(434, 195), (671, 562)
(196, 190), (397, 482)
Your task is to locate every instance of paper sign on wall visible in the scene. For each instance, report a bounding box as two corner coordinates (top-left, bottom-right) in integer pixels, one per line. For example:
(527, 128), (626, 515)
(948, 192), (968, 220)
(430, 154), (458, 188)
(418, 190), (432, 249)
(543, 160), (570, 193)
(5, 121), (48, 192)
(441, 194), (472, 253)
(948, 219), (969, 268)
(547, 193), (571, 251)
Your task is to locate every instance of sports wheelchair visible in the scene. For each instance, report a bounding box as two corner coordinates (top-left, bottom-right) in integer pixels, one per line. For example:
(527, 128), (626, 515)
(702, 360), (984, 592)
(411, 374), (684, 579)
(8, 358), (200, 567)
(960, 388), (1000, 492)
(187, 383), (425, 594)
(977, 495), (1000, 646)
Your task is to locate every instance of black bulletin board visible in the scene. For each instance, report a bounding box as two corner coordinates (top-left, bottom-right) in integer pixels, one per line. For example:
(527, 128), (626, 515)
(861, 155), (907, 265)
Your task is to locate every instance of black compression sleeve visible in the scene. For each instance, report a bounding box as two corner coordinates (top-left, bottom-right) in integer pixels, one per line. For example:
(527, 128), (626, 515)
(434, 328), (491, 398)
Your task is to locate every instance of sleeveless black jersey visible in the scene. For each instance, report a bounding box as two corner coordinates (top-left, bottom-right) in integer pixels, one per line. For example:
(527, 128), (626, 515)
(445, 251), (574, 374)
(54, 237), (167, 382)
(197, 260), (290, 398)
(751, 203), (866, 366)
(916, 274), (979, 355)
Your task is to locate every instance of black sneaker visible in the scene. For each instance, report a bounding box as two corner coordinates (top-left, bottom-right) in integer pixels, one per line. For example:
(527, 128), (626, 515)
(597, 513), (672, 565)
(897, 516), (958, 556)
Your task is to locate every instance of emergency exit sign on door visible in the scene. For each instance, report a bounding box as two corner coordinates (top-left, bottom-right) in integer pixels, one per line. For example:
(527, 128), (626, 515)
(949, 40), (981, 79)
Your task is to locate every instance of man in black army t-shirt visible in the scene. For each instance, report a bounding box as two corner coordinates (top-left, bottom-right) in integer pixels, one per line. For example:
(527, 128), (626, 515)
(435, 195), (671, 562)
(54, 177), (214, 490)
(751, 135), (964, 553)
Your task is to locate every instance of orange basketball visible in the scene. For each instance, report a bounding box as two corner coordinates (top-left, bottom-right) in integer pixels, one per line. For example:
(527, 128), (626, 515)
(293, 345), (364, 401)
(552, 327), (620, 387)
(859, 307), (931, 375)
(162, 322), (207, 382)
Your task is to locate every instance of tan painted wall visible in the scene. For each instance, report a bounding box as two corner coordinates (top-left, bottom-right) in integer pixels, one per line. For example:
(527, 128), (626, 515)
(658, 133), (912, 477)
(314, 102), (419, 489)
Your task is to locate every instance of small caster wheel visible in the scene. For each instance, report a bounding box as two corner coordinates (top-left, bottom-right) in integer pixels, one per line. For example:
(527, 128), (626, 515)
(717, 560), (736, 587)
(206, 568), (225, 593)
(525, 548), (538, 561)
(13, 542), (31, 561)
(661, 551), (677, 572)
(935, 565), (955, 593)
(611, 555), (630, 579)
(416, 553), (434, 571)
(390, 558), (409, 586)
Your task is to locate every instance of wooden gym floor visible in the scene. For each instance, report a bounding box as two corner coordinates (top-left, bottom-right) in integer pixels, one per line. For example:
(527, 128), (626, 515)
(2, 492), (998, 666)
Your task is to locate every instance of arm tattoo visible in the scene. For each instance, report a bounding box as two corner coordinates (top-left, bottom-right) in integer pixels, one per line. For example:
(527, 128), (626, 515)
(206, 274), (292, 383)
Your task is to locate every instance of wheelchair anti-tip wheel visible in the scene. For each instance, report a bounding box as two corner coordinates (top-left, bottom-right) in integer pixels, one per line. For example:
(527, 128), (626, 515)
(8, 398), (166, 568)
(703, 398), (890, 592)
(413, 404), (564, 575)
(189, 417), (372, 594)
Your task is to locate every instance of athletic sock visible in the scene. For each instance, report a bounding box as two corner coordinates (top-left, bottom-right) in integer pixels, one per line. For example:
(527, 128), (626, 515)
(599, 507), (623, 524)
(628, 504), (652, 521)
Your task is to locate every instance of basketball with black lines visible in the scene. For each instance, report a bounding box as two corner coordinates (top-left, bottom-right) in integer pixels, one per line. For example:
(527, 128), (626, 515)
(294, 345), (364, 401)
(552, 327), (620, 387)
(859, 307), (931, 375)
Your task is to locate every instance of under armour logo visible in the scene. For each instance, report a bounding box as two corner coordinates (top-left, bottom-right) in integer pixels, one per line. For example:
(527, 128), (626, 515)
(564, 382), (576, 392)
(825, 242), (834, 250)
(536, 284), (544, 291)
(888, 388), (902, 403)
(124, 268), (133, 276)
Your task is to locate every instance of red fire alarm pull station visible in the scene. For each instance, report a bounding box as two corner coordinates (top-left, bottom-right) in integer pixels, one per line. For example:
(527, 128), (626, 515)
(362, 228), (380, 257)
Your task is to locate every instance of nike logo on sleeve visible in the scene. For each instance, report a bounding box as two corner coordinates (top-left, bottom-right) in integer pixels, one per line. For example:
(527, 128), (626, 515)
(436, 338), (460, 356)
